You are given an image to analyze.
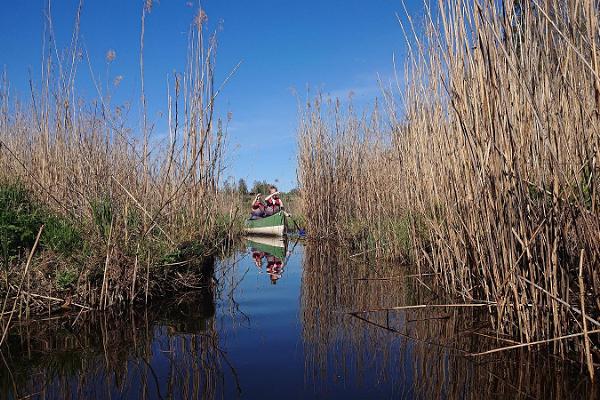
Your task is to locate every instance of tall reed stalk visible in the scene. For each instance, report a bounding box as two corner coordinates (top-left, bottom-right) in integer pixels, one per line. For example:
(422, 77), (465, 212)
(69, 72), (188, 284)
(0, 3), (241, 310)
(298, 0), (600, 372)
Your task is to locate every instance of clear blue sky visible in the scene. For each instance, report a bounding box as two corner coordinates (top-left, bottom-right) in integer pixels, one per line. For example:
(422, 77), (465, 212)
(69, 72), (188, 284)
(0, 1), (424, 191)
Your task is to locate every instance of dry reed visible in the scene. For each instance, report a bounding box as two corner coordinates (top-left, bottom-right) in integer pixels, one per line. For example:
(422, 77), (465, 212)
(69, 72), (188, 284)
(298, 0), (600, 373)
(301, 241), (597, 398)
(0, 3), (242, 313)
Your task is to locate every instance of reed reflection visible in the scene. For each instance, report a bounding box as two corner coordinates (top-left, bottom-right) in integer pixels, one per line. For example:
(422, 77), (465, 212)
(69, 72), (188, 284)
(300, 241), (597, 399)
(0, 288), (227, 400)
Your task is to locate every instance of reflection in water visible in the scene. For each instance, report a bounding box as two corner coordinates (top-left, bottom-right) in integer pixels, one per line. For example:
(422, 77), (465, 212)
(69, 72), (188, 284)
(0, 289), (223, 400)
(301, 241), (597, 399)
(247, 236), (289, 285)
(0, 241), (597, 399)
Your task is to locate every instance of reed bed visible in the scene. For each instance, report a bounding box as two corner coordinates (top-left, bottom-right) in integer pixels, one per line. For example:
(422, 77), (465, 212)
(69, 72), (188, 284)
(301, 241), (597, 398)
(298, 0), (600, 373)
(0, 3), (243, 317)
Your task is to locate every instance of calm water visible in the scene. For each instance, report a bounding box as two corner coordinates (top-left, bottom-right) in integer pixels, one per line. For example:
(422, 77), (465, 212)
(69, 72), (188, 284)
(1, 239), (595, 399)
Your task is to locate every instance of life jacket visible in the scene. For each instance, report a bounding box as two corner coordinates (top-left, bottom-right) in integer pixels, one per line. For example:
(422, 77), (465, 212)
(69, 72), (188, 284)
(252, 200), (264, 210)
(266, 195), (282, 208)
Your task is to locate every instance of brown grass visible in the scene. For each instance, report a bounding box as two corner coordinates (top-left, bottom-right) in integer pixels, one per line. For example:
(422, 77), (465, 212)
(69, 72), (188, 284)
(0, 3), (242, 312)
(298, 0), (600, 373)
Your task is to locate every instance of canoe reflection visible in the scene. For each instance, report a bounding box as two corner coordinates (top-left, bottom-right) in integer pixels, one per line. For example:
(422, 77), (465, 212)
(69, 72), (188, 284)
(246, 236), (288, 284)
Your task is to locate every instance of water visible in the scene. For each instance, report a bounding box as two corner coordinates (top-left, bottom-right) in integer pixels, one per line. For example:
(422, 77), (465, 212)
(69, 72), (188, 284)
(1, 238), (595, 399)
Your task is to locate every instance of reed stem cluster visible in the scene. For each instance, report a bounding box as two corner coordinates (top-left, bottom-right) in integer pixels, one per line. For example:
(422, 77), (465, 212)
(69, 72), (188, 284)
(298, 0), (600, 372)
(0, 3), (241, 312)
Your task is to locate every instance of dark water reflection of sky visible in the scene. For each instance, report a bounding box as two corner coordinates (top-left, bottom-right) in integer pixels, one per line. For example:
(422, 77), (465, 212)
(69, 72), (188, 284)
(1, 239), (595, 399)
(216, 241), (409, 399)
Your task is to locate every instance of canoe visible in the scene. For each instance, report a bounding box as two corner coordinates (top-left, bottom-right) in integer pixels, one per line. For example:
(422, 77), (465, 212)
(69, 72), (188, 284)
(244, 211), (286, 236)
(246, 236), (287, 258)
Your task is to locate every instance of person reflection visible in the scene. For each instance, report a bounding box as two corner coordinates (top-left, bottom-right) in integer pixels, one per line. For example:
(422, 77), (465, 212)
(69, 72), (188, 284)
(252, 250), (265, 271)
(250, 248), (285, 283)
(266, 254), (284, 284)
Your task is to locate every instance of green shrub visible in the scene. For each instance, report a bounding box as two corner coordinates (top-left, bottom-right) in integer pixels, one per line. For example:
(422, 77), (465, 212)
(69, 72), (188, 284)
(126, 207), (142, 233)
(42, 215), (82, 256)
(0, 183), (42, 267)
(56, 268), (78, 290)
(159, 241), (208, 267)
(579, 165), (593, 210)
(0, 183), (86, 266)
(91, 196), (113, 239)
(381, 212), (429, 260)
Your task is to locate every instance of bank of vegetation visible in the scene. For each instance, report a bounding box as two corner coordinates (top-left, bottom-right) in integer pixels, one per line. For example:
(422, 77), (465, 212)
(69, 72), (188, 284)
(298, 0), (600, 375)
(301, 241), (595, 398)
(0, 2), (242, 327)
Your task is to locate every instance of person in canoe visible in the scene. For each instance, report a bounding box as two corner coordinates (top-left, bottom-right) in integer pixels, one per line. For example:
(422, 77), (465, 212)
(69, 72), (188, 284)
(249, 186), (284, 219)
(250, 193), (266, 219)
(263, 186), (284, 216)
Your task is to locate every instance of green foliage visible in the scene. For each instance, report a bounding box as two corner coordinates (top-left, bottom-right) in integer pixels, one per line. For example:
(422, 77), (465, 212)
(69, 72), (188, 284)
(579, 165), (593, 210)
(341, 213), (429, 261)
(91, 196), (113, 239)
(213, 212), (241, 238)
(389, 217), (412, 257)
(344, 218), (370, 241)
(287, 187), (300, 197)
(527, 183), (544, 202)
(56, 268), (78, 290)
(0, 183), (42, 267)
(285, 214), (305, 231)
(160, 241), (207, 265)
(42, 216), (82, 256)
(389, 212), (428, 259)
(126, 207), (142, 234)
(251, 180), (274, 195)
(0, 183), (86, 267)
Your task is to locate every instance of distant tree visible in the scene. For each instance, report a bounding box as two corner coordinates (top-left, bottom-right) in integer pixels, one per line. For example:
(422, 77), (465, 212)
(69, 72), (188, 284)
(222, 176), (237, 193)
(251, 180), (271, 195)
(238, 179), (248, 195)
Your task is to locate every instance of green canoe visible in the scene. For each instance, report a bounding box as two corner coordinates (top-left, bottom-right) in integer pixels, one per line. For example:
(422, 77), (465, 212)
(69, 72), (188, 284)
(244, 211), (286, 236)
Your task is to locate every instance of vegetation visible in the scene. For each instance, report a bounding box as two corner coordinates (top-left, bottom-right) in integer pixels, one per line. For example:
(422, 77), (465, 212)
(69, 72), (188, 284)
(250, 180), (274, 195)
(0, 183), (82, 264)
(1, 293), (219, 399)
(0, 2), (243, 320)
(298, 0), (600, 374)
(301, 241), (596, 398)
(237, 178), (249, 195)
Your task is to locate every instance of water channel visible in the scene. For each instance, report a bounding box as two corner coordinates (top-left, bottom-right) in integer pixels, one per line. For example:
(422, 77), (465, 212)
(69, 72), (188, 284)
(1, 238), (594, 399)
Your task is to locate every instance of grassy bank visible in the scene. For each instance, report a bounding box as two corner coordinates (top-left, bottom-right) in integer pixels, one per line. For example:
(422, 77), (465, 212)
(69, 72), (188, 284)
(0, 3), (244, 321)
(298, 0), (600, 374)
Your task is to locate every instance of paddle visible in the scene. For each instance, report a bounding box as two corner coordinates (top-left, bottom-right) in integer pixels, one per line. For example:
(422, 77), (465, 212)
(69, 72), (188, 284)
(283, 211), (305, 237)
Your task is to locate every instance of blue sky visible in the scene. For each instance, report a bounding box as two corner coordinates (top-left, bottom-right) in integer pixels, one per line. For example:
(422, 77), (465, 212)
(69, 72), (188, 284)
(0, 1), (424, 191)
